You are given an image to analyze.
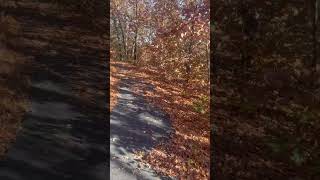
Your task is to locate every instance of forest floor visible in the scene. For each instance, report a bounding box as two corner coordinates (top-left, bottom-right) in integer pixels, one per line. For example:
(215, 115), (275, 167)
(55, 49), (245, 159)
(110, 61), (210, 179)
(213, 64), (320, 179)
(110, 62), (172, 179)
(0, 45), (30, 159)
(110, 62), (120, 111)
(0, 0), (107, 179)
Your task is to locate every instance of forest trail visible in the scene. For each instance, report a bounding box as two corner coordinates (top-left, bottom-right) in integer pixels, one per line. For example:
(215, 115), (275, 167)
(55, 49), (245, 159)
(0, 0), (107, 179)
(0, 67), (107, 180)
(110, 63), (173, 180)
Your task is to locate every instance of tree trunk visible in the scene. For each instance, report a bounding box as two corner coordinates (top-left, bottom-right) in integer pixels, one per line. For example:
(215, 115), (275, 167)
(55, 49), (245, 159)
(185, 24), (195, 83)
(206, 42), (210, 82)
(118, 18), (127, 61)
(312, 0), (319, 80)
(112, 17), (123, 60)
(133, 0), (138, 64)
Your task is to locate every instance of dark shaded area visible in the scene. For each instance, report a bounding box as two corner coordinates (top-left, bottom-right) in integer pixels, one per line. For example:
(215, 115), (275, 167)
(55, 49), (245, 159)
(0, 0), (108, 179)
(212, 1), (320, 179)
(0, 68), (107, 180)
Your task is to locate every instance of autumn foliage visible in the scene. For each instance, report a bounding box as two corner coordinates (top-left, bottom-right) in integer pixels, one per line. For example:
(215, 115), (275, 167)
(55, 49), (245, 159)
(213, 0), (320, 179)
(111, 61), (210, 179)
(111, 0), (209, 83)
(111, 0), (210, 179)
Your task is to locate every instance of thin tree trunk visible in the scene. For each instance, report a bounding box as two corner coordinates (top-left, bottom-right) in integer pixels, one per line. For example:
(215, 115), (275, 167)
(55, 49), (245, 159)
(133, 0), (138, 64)
(312, 0), (319, 78)
(185, 24), (195, 83)
(112, 17), (123, 60)
(118, 18), (127, 60)
(206, 42), (210, 82)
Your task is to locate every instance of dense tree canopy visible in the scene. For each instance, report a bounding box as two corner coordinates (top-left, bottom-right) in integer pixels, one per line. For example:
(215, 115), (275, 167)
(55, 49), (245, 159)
(111, 0), (209, 84)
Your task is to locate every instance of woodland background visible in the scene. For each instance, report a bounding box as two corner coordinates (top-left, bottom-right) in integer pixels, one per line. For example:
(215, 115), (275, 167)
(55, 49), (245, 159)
(213, 0), (320, 179)
(111, 0), (209, 84)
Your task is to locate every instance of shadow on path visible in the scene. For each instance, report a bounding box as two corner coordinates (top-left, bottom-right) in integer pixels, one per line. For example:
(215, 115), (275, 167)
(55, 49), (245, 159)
(0, 1), (108, 179)
(0, 65), (107, 180)
(110, 64), (173, 180)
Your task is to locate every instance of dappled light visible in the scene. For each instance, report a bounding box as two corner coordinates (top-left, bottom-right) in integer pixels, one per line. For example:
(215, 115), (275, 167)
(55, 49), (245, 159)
(110, 61), (210, 179)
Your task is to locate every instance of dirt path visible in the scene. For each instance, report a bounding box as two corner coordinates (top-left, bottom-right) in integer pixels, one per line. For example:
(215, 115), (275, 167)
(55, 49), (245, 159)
(110, 64), (173, 180)
(0, 1), (107, 179)
(0, 67), (107, 180)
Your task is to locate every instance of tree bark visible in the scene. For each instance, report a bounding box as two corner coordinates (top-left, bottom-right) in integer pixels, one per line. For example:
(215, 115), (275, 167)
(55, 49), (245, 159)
(312, 0), (319, 78)
(112, 17), (123, 60)
(133, 0), (138, 64)
(118, 17), (127, 61)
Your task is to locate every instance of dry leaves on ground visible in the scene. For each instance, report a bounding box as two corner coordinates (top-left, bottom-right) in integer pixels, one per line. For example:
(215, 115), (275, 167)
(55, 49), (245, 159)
(111, 61), (210, 179)
(0, 47), (29, 159)
(110, 61), (120, 110)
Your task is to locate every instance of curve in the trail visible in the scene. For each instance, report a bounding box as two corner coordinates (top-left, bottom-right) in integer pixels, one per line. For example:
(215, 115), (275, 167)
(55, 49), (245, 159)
(110, 72), (173, 180)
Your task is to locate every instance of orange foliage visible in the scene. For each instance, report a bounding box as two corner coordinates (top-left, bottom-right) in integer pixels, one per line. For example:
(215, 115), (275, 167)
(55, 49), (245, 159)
(113, 61), (210, 179)
(110, 61), (120, 110)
